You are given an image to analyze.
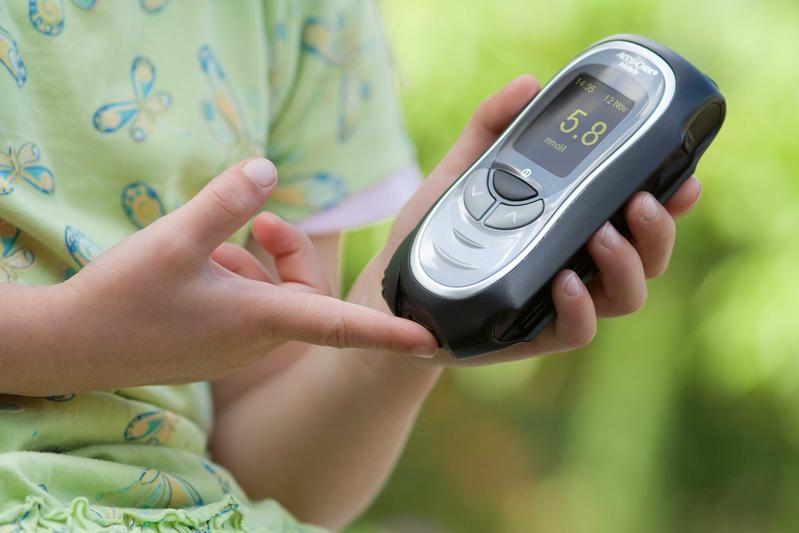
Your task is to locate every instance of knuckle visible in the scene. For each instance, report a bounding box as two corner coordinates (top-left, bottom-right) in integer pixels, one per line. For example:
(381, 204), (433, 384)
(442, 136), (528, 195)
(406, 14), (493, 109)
(650, 211), (676, 239)
(476, 94), (492, 113)
(252, 316), (277, 347)
(625, 192), (644, 218)
(149, 230), (192, 268)
(577, 323), (598, 348)
(565, 322), (596, 350)
(625, 289), (647, 314)
(298, 232), (317, 255)
(321, 314), (350, 349)
(665, 221), (678, 247)
(467, 93), (497, 130)
(664, 212), (677, 233)
(644, 221), (675, 279)
(244, 299), (278, 344)
(473, 95), (494, 122)
(644, 262), (667, 280)
(207, 180), (247, 223)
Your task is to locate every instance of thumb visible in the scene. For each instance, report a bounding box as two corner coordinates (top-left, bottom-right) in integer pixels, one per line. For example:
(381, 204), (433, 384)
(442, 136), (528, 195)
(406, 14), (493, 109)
(263, 289), (439, 356)
(432, 74), (540, 181)
(388, 75), (539, 248)
(155, 158), (278, 260)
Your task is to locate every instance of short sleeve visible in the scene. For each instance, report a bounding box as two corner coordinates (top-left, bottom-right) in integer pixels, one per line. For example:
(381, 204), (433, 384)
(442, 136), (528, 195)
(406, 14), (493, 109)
(262, 0), (417, 224)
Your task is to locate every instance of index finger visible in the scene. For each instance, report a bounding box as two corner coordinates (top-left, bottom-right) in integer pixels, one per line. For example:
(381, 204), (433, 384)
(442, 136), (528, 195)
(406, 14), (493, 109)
(259, 288), (439, 356)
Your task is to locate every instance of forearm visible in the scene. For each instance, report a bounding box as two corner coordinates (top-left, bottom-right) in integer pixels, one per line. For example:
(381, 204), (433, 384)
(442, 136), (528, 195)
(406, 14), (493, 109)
(1, 274), (257, 395)
(210, 345), (441, 530)
(0, 283), (81, 395)
(1, 282), (166, 395)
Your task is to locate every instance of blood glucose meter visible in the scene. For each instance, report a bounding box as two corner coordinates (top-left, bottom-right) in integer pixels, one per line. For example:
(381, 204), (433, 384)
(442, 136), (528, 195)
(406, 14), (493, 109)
(382, 34), (725, 358)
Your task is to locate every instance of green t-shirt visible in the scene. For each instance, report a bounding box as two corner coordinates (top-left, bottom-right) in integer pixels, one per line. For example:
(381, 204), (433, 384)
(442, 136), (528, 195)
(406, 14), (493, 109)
(0, 0), (412, 530)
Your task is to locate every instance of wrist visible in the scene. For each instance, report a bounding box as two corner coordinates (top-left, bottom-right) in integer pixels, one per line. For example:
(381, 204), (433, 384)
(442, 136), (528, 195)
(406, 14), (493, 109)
(2, 283), (80, 395)
(345, 348), (443, 407)
(345, 251), (443, 375)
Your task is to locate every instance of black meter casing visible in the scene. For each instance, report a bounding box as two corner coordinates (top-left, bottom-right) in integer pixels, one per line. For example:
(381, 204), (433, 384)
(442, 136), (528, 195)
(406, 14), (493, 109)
(382, 34), (725, 358)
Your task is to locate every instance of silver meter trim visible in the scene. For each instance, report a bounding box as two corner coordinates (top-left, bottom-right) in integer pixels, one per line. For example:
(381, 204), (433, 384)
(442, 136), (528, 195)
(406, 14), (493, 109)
(409, 40), (676, 299)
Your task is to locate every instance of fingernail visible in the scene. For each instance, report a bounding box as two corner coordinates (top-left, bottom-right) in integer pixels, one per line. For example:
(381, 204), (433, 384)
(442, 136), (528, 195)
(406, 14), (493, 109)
(690, 177), (702, 199)
(640, 194), (659, 221)
(600, 222), (620, 249)
(412, 345), (438, 358)
(242, 159), (276, 187)
(563, 272), (582, 297)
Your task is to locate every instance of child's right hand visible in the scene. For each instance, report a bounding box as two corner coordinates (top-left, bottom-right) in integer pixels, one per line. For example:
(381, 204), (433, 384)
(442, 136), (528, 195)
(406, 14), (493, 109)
(3, 159), (437, 396)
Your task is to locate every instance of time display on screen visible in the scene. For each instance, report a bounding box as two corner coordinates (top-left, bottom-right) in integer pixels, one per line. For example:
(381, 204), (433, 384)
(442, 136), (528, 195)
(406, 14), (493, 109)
(513, 73), (636, 177)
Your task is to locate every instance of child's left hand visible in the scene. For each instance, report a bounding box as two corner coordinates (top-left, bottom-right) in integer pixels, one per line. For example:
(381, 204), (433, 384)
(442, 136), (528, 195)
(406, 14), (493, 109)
(347, 74), (702, 366)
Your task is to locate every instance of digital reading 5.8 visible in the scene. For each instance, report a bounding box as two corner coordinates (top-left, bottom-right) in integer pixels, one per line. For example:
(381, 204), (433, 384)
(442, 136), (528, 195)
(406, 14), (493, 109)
(514, 73), (635, 177)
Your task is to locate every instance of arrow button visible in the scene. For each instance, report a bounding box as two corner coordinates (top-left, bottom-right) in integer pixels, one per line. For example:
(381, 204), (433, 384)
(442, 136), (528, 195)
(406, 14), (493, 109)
(462, 168), (494, 220)
(485, 199), (544, 230)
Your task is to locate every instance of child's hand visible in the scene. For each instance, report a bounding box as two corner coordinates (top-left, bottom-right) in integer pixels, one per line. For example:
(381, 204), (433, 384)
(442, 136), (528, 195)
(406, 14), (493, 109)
(9, 159), (437, 395)
(349, 75), (701, 366)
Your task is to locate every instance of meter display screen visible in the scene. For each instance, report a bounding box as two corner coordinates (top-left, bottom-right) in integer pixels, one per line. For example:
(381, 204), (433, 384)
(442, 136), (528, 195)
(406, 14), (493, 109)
(514, 73), (635, 177)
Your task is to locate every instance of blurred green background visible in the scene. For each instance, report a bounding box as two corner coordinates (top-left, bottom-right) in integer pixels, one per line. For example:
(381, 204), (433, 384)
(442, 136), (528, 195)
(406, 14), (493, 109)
(352, 1), (799, 532)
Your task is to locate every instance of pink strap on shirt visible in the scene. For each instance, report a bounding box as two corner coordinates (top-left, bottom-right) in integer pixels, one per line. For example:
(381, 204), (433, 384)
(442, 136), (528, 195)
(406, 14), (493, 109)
(295, 165), (423, 235)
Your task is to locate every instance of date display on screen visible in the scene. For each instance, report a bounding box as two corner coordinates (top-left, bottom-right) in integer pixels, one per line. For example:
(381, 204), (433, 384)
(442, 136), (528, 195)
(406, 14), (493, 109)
(513, 73), (635, 177)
